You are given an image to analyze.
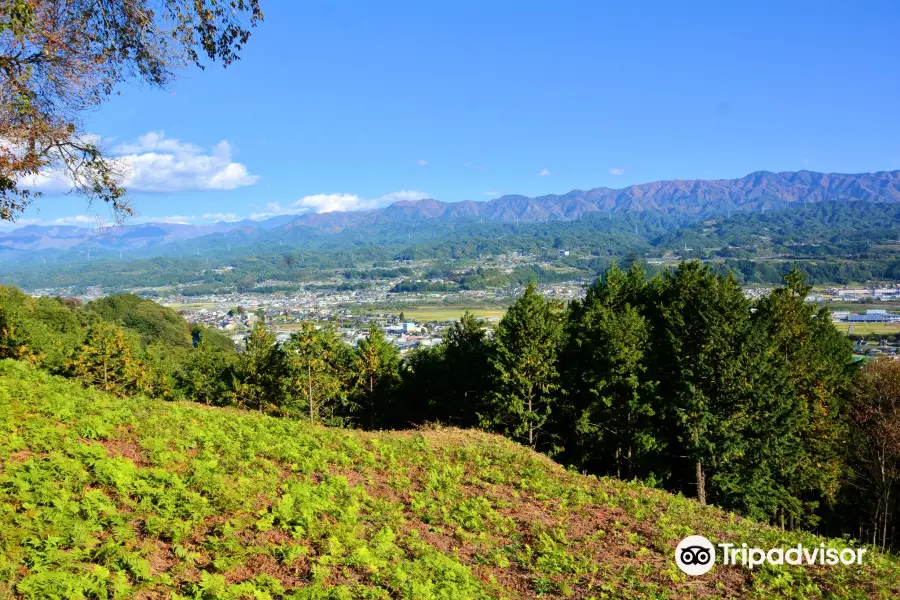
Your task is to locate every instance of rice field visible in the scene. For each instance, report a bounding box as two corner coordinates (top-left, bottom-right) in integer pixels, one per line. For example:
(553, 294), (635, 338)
(400, 306), (506, 321)
(836, 322), (900, 335)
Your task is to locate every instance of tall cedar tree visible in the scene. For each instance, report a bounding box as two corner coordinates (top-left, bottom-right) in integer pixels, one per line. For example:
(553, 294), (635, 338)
(179, 340), (235, 406)
(647, 262), (750, 505)
(398, 345), (450, 426)
(67, 321), (144, 397)
(353, 322), (401, 429)
(233, 321), (283, 413)
(482, 283), (564, 449)
(438, 310), (491, 425)
(562, 264), (657, 478)
(750, 270), (854, 527)
(283, 323), (349, 424)
(397, 310), (491, 427)
(850, 358), (900, 548)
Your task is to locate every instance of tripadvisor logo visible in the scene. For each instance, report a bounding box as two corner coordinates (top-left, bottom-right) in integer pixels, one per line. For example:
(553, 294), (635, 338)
(675, 535), (716, 575)
(675, 535), (868, 575)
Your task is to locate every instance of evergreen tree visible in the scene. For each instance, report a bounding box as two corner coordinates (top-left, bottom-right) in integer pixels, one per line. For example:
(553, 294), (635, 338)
(233, 321), (284, 413)
(562, 264), (657, 477)
(750, 270), (855, 527)
(440, 310), (491, 425)
(352, 322), (401, 429)
(482, 283), (564, 449)
(850, 357), (900, 548)
(647, 261), (750, 505)
(180, 340), (236, 406)
(283, 323), (349, 424)
(141, 341), (184, 400)
(397, 344), (450, 425)
(0, 305), (39, 363)
(67, 321), (144, 397)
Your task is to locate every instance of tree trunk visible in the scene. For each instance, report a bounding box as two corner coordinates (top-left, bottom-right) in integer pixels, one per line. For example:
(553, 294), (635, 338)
(527, 394), (534, 447)
(308, 363), (314, 423)
(369, 376), (375, 429)
(696, 459), (706, 505)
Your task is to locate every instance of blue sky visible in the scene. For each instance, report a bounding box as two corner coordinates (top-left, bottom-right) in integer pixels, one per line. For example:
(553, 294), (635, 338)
(11, 0), (900, 228)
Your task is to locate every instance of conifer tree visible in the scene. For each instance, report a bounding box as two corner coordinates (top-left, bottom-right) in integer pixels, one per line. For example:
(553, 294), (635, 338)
(68, 321), (143, 397)
(283, 323), (349, 424)
(562, 264), (657, 477)
(180, 340), (235, 406)
(233, 321), (283, 413)
(353, 322), (400, 429)
(441, 310), (491, 425)
(750, 269), (855, 527)
(482, 283), (564, 449)
(647, 262), (750, 505)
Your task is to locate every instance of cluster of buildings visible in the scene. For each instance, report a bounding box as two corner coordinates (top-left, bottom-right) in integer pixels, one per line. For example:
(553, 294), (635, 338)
(831, 309), (900, 324)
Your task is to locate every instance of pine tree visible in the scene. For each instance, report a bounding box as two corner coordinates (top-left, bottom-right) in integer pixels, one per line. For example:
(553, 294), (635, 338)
(562, 264), (657, 477)
(180, 340), (235, 406)
(441, 310), (491, 425)
(283, 323), (348, 424)
(647, 262), (750, 505)
(233, 321), (284, 413)
(482, 283), (564, 449)
(352, 322), (400, 429)
(750, 269), (855, 528)
(67, 321), (143, 397)
(850, 357), (900, 548)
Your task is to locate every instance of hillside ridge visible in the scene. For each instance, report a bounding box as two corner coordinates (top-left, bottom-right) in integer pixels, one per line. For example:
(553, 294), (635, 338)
(1, 359), (897, 599)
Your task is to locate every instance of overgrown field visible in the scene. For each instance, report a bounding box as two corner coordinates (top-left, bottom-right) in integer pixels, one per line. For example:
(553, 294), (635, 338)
(400, 306), (506, 322)
(0, 360), (898, 599)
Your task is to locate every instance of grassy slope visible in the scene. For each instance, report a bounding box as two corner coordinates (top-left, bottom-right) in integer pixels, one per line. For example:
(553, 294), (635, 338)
(0, 360), (898, 600)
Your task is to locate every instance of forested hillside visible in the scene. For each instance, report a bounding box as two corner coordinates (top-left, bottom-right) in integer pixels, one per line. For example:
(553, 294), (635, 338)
(3, 264), (900, 555)
(1, 360), (898, 598)
(6, 201), (900, 290)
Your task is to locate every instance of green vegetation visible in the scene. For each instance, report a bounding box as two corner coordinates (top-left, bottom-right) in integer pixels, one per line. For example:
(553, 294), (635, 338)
(399, 306), (506, 322)
(836, 322), (900, 336)
(1, 359), (898, 598)
(9, 201), (900, 292)
(4, 263), (900, 581)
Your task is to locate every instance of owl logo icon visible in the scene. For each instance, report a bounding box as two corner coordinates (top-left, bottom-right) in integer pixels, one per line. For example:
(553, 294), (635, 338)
(675, 535), (716, 575)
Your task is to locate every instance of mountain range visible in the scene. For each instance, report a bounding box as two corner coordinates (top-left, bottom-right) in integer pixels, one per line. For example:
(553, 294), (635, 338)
(2, 169), (899, 258)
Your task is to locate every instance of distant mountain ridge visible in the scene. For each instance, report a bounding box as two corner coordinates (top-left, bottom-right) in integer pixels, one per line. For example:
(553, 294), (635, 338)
(2, 169), (899, 256)
(282, 169), (900, 232)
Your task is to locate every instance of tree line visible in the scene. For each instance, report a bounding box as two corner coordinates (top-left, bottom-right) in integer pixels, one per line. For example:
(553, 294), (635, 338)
(1, 263), (899, 549)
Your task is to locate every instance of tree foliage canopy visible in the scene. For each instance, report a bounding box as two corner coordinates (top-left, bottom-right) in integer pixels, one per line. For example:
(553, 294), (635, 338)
(1, 0), (263, 220)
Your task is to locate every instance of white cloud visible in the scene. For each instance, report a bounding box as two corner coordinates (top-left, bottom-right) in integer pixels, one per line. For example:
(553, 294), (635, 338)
(130, 215), (194, 225)
(52, 215), (110, 227)
(201, 212), (240, 222)
(294, 193), (374, 213)
(115, 134), (259, 192)
(19, 131), (260, 194)
(609, 167), (625, 176)
(483, 191), (500, 197)
(1, 190), (430, 232)
(0, 214), (113, 230)
(246, 190), (430, 220)
(417, 159), (428, 167)
(537, 168), (552, 176)
(379, 190), (429, 204)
